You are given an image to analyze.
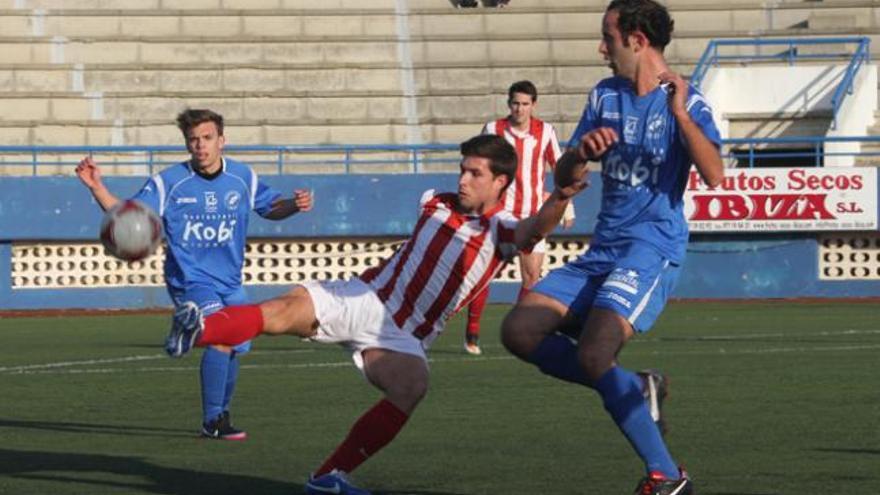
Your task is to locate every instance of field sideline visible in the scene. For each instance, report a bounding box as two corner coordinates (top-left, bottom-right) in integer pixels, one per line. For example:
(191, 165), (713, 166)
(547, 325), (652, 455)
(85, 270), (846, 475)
(1, 301), (878, 494)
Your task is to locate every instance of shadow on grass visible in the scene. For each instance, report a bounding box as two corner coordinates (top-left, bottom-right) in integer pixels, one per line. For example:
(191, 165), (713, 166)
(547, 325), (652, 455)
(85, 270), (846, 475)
(814, 447), (880, 456)
(0, 448), (296, 495)
(0, 446), (469, 495)
(0, 418), (191, 438)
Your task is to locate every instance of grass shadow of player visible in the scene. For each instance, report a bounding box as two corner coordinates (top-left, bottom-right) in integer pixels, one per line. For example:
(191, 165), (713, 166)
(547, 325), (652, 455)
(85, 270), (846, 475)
(0, 418), (192, 438)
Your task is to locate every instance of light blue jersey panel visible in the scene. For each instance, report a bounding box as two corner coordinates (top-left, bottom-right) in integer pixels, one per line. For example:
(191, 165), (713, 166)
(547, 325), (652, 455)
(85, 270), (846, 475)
(570, 77), (721, 263)
(132, 157), (281, 293)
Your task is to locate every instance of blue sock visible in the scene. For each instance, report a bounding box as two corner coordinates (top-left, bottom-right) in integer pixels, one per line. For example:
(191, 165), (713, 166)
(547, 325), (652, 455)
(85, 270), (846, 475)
(200, 346), (230, 424)
(595, 366), (678, 479)
(222, 352), (240, 413)
(527, 333), (590, 386)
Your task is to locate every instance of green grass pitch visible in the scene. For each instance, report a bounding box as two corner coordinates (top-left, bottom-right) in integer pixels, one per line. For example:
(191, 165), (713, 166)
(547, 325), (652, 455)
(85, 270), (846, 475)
(1, 301), (878, 494)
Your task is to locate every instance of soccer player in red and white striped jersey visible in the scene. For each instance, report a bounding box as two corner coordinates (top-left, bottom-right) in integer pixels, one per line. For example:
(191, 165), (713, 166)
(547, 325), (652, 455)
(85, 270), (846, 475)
(165, 134), (588, 494)
(464, 80), (575, 355)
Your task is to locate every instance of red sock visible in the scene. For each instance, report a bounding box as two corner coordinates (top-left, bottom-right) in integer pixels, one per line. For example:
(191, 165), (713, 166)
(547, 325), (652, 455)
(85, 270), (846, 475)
(314, 399), (409, 476)
(466, 288), (489, 339)
(517, 286), (531, 302)
(196, 305), (264, 347)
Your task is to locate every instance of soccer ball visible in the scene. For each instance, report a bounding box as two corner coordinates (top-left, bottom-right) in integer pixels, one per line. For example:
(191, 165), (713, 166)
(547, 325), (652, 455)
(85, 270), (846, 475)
(100, 199), (163, 262)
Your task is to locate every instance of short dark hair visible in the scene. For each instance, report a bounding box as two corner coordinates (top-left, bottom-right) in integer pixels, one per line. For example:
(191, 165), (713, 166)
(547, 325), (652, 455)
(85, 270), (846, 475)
(460, 134), (518, 193)
(176, 109), (224, 136)
(508, 80), (538, 102)
(607, 0), (674, 51)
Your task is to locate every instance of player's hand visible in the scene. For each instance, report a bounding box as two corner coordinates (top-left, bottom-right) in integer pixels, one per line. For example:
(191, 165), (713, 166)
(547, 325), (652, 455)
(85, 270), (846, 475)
(561, 217), (575, 230)
(658, 71), (688, 120)
(294, 189), (313, 212)
(577, 127), (618, 162)
(75, 156), (103, 190)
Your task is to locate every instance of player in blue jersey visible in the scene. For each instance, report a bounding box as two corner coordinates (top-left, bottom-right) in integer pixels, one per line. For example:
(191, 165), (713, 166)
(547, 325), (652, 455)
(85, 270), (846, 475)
(76, 109), (313, 441)
(500, 0), (724, 494)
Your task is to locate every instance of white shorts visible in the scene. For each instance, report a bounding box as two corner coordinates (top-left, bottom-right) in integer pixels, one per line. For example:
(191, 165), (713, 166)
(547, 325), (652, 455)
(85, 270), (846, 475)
(303, 278), (427, 371)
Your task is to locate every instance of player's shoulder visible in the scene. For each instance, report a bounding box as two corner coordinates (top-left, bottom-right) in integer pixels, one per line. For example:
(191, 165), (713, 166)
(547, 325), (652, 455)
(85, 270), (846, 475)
(420, 189), (457, 208)
(685, 84), (713, 111)
(154, 161), (192, 186)
(593, 76), (626, 93)
(222, 157), (255, 177)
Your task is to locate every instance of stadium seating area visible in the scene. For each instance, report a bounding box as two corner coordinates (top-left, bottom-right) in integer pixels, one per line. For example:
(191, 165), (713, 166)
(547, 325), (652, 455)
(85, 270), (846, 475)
(0, 0), (876, 148)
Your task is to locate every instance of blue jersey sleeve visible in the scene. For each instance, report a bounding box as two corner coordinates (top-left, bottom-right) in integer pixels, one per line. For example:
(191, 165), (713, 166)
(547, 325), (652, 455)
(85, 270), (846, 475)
(568, 88), (601, 146)
(684, 90), (722, 148)
(252, 174), (282, 216)
(131, 177), (163, 216)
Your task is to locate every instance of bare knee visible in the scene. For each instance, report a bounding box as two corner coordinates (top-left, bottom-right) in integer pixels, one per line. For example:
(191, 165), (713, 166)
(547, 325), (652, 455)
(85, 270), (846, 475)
(363, 350), (429, 415)
(577, 308), (633, 382)
(384, 373), (428, 413)
(501, 292), (565, 360)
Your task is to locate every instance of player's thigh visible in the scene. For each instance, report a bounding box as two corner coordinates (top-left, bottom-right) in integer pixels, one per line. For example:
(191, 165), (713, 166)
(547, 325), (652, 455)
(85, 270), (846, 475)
(260, 285), (319, 337)
(501, 290), (569, 359)
(591, 247), (680, 334)
(362, 348), (429, 414)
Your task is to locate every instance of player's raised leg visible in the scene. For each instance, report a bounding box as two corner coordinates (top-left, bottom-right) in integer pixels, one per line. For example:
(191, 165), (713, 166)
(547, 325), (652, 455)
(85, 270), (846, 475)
(165, 286), (320, 357)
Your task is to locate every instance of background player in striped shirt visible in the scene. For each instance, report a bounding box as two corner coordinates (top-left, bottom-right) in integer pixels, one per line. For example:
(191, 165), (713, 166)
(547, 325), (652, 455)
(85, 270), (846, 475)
(76, 109), (313, 441)
(500, 1), (724, 493)
(164, 134), (588, 495)
(463, 80), (574, 355)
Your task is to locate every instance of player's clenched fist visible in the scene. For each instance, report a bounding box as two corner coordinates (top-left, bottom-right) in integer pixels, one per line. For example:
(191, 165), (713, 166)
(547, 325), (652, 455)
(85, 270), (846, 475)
(75, 156), (103, 190)
(576, 127), (618, 162)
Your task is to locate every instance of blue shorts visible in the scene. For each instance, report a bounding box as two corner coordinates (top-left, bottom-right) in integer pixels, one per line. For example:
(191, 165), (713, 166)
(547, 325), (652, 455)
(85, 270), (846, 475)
(532, 242), (680, 333)
(168, 285), (252, 354)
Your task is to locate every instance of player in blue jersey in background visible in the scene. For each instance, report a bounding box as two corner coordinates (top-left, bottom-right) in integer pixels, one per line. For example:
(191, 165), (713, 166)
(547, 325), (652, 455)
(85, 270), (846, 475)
(76, 109), (313, 441)
(500, 0), (724, 493)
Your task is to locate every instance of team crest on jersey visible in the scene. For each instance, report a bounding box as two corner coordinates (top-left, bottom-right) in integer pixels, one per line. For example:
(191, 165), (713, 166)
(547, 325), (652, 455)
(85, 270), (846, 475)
(225, 191), (241, 211)
(204, 191), (218, 213)
(646, 113), (665, 141)
(624, 116), (639, 143)
(604, 268), (639, 295)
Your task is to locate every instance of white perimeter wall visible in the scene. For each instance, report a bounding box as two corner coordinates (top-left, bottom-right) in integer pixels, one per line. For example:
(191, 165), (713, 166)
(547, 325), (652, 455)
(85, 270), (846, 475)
(701, 64), (877, 166)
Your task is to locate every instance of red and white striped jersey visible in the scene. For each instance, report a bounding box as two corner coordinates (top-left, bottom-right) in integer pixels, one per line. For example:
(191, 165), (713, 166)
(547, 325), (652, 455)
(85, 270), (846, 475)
(482, 117), (562, 219)
(359, 190), (520, 347)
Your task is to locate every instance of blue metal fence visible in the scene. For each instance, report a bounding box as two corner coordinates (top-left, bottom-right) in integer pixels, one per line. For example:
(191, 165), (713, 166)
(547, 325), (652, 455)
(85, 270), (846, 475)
(691, 36), (871, 130)
(1, 135), (879, 175)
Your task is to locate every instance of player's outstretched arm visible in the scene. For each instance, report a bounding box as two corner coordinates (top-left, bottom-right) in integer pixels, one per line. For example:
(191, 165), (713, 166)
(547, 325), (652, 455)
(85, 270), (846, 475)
(264, 189), (314, 220)
(514, 170), (588, 251)
(75, 156), (120, 211)
(660, 71), (724, 188)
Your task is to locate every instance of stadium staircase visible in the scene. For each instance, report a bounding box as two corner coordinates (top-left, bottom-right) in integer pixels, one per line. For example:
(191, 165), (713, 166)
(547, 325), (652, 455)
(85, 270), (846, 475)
(0, 0), (877, 153)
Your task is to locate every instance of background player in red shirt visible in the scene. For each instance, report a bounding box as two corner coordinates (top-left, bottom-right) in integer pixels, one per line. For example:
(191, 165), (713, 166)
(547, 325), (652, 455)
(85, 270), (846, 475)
(464, 80), (575, 355)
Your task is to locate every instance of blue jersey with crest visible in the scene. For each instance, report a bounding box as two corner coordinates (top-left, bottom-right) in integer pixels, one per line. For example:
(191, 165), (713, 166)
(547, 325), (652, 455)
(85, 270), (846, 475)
(132, 157), (281, 292)
(570, 77), (721, 262)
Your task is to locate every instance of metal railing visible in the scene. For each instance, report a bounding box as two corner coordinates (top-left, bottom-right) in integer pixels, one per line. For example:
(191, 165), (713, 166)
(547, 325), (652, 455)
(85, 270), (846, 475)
(2, 136), (879, 175)
(691, 37), (871, 129)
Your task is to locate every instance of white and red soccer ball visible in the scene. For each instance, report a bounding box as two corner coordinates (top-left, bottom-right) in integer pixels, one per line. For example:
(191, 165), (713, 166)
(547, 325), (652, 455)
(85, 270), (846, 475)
(100, 199), (163, 262)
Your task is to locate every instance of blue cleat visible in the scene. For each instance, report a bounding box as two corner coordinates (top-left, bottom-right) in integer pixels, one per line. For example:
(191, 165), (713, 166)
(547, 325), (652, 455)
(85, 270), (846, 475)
(164, 301), (204, 358)
(305, 470), (371, 495)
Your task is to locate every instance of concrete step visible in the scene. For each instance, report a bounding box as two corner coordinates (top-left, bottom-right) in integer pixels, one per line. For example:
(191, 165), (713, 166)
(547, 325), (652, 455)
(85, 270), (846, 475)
(0, 64), (622, 94)
(0, 92), (589, 125)
(4, 6), (869, 38)
(0, 119), (582, 146)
